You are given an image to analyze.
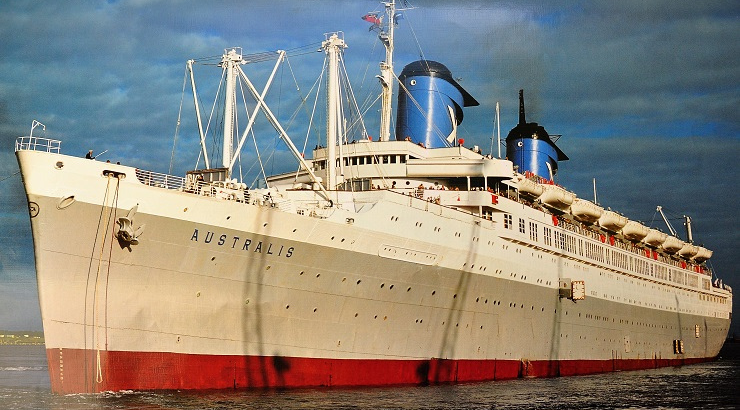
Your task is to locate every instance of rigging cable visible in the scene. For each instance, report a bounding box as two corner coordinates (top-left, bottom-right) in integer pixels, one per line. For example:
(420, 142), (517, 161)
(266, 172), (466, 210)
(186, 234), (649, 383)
(83, 173), (120, 388)
(169, 69), (189, 174)
(293, 59), (325, 183)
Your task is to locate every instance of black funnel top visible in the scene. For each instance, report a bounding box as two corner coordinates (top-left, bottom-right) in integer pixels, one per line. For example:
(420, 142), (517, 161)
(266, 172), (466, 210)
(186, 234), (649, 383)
(399, 60), (479, 107)
(506, 89), (568, 161)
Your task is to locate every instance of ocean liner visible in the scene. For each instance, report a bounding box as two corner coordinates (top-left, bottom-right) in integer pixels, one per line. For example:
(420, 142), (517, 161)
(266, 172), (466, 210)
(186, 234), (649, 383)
(15, 1), (732, 394)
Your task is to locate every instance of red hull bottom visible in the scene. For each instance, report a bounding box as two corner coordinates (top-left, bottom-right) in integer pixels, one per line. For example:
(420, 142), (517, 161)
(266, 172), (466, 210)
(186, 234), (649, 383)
(46, 348), (712, 394)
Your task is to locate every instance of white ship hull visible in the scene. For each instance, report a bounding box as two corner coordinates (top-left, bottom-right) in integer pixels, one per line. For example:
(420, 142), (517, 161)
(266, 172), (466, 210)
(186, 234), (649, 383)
(18, 149), (731, 393)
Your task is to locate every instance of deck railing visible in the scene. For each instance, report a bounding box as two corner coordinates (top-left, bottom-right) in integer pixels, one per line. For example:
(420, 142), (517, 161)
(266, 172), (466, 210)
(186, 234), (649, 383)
(15, 136), (61, 153)
(134, 169), (187, 191)
(134, 168), (255, 204)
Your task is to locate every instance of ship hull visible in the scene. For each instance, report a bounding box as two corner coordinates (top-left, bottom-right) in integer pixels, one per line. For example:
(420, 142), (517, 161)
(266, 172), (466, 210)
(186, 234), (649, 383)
(18, 150), (731, 394)
(45, 348), (713, 393)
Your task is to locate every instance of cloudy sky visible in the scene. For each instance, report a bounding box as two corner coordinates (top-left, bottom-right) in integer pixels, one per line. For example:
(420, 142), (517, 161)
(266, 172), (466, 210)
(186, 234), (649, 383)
(0, 1), (738, 333)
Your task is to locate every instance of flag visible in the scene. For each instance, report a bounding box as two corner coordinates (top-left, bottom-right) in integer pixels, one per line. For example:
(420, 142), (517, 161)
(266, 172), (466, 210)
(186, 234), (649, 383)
(362, 13), (381, 26)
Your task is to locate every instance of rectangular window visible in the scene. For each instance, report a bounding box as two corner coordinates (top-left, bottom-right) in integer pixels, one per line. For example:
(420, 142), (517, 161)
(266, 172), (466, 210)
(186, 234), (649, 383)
(519, 218), (525, 234)
(504, 214), (512, 229)
(529, 222), (538, 242)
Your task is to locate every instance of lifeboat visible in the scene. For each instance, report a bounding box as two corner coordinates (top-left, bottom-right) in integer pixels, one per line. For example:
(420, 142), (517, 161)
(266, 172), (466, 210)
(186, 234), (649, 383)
(569, 198), (603, 224)
(642, 228), (668, 247)
(538, 184), (575, 211)
(693, 247), (713, 263)
(678, 243), (699, 258)
(621, 220), (649, 241)
(661, 236), (684, 254)
(598, 210), (627, 232)
(516, 175), (544, 197)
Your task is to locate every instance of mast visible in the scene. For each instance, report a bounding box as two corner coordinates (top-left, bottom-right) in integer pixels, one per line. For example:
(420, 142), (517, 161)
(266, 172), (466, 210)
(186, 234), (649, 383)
(496, 102), (501, 158)
(323, 33), (347, 189)
(220, 48), (243, 173)
(378, 0), (396, 142)
(518, 89), (526, 124)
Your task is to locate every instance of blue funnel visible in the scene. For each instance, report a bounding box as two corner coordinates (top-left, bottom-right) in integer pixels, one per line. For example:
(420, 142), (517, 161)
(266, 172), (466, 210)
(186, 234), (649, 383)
(395, 60), (478, 148)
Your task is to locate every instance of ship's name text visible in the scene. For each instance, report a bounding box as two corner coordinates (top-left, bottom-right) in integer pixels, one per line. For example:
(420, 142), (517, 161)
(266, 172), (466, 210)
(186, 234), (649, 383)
(190, 228), (294, 258)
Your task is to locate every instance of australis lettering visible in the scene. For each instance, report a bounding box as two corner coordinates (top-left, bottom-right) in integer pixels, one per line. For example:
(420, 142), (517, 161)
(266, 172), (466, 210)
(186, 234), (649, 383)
(190, 228), (294, 258)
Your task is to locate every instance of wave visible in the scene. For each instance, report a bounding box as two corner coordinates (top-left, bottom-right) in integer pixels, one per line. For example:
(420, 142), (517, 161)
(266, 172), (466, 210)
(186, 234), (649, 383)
(0, 366), (47, 371)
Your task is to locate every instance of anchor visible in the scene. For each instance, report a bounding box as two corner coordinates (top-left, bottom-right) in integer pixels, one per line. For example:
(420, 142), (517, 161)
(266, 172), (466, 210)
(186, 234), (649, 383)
(116, 205), (145, 246)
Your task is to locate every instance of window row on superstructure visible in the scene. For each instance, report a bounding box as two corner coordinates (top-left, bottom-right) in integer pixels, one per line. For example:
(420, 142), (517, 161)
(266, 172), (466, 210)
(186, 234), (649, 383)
(501, 212), (720, 299)
(314, 153), (411, 170)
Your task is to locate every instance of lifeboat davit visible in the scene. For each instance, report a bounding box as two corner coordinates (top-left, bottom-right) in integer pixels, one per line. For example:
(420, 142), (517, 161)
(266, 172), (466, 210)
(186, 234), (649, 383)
(621, 220), (649, 241)
(538, 184), (575, 211)
(661, 236), (684, 254)
(693, 247), (713, 263)
(678, 243), (699, 258)
(569, 198), (604, 224)
(642, 228), (668, 247)
(516, 175), (544, 197)
(598, 210), (627, 232)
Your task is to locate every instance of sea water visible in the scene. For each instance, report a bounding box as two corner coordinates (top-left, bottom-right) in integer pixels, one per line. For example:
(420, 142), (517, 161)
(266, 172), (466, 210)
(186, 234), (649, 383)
(1, 344), (739, 409)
